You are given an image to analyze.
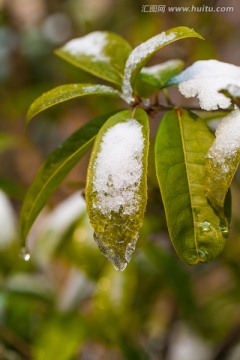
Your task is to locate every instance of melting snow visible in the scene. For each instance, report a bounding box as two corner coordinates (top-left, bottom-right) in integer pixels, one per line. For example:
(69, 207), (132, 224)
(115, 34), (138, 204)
(93, 119), (144, 215)
(171, 60), (240, 110)
(206, 108), (240, 170)
(63, 31), (109, 62)
(122, 32), (176, 103)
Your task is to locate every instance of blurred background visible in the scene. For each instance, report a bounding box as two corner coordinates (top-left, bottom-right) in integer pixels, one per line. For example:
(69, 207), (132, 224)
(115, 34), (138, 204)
(0, 0), (240, 359)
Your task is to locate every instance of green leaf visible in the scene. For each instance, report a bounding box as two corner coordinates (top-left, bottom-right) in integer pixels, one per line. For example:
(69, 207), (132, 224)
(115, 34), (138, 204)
(139, 59), (184, 89)
(20, 112), (117, 243)
(55, 31), (132, 86)
(26, 83), (120, 124)
(85, 109), (149, 270)
(155, 109), (229, 265)
(122, 26), (203, 103)
(33, 315), (86, 360)
(204, 109), (239, 217)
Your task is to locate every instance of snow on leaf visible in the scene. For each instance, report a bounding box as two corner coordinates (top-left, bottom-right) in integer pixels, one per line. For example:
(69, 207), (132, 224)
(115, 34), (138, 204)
(205, 108), (240, 212)
(226, 84), (240, 98)
(140, 59), (184, 88)
(85, 109), (149, 271)
(121, 26), (203, 104)
(93, 119), (144, 215)
(63, 32), (109, 61)
(171, 60), (240, 111)
(122, 32), (176, 103)
(55, 31), (132, 86)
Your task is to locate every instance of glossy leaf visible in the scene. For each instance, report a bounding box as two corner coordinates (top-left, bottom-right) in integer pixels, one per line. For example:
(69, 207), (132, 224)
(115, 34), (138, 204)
(20, 112), (117, 243)
(204, 109), (240, 217)
(139, 59), (184, 88)
(85, 109), (149, 270)
(55, 31), (132, 86)
(122, 26), (203, 103)
(26, 84), (120, 124)
(155, 109), (230, 265)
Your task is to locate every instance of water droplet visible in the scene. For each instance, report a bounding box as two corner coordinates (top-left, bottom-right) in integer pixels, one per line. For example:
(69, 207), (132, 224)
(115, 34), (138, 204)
(183, 248), (208, 264)
(200, 221), (211, 232)
(197, 249), (208, 261)
(19, 247), (31, 261)
(219, 219), (229, 238)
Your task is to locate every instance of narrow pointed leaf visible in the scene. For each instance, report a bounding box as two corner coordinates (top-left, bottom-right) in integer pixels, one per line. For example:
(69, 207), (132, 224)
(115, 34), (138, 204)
(139, 59), (184, 88)
(55, 31), (132, 86)
(205, 109), (240, 215)
(26, 84), (120, 124)
(155, 109), (230, 265)
(20, 112), (117, 242)
(122, 26), (203, 103)
(85, 109), (149, 270)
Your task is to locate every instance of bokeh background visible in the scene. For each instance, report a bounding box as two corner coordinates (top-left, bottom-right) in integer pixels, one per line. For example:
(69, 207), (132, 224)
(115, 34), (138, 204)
(0, 0), (240, 359)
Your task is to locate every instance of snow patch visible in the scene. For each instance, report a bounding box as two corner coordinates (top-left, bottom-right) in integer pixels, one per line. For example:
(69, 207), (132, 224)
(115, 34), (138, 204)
(141, 59), (183, 75)
(171, 60), (240, 111)
(122, 32), (176, 103)
(63, 31), (109, 62)
(93, 119), (144, 215)
(206, 108), (240, 171)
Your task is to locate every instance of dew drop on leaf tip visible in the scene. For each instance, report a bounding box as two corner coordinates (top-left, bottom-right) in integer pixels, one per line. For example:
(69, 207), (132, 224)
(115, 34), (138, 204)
(19, 246), (31, 261)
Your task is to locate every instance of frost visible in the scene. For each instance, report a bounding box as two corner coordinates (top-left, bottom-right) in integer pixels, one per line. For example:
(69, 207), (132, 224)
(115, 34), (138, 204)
(171, 60), (240, 110)
(63, 31), (109, 62)
(93, 119), (144, 215)
(122, 32), (176, 103)
(206, 108), (240, 171)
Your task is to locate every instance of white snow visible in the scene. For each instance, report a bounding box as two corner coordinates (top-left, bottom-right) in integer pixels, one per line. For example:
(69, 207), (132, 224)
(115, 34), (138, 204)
(227, 84), (240, 97)
(141, 59), (183, 75)
(63, 31), (109, 61)
(93, 119), (144, 215)
(122, 32), (176, 103)
(206, 108), (240, 171)
(171, 60), (240, 111)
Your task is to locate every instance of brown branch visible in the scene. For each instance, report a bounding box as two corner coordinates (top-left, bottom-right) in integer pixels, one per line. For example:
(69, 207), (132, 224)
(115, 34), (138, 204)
(0, 326), (31, 358)
(209, 323), (240, 360)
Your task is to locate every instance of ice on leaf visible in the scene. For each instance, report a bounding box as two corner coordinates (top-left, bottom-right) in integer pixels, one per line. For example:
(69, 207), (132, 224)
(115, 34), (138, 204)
(171, 60), (240, 110)
(205, 108), (240, 212)
(86, 109), (149, 271)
